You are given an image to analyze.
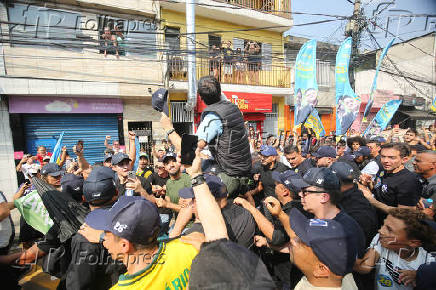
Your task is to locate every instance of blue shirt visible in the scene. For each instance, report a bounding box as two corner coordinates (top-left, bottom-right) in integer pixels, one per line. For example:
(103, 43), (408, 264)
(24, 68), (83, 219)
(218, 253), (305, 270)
(196, 112), (223, 143)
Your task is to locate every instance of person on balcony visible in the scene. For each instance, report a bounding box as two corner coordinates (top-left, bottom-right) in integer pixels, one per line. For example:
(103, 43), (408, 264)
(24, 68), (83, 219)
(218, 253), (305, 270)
(245, 41), (260, 85)
(222, 41), (234, 83)
(234, 48), (246, 84)
(209, 45), (221, 80)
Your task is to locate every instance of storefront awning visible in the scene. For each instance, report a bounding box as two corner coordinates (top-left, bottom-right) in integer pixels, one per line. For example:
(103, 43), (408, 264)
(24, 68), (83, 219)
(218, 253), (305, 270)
(196, 92), (272, 113)
(398, 110), (436, 120)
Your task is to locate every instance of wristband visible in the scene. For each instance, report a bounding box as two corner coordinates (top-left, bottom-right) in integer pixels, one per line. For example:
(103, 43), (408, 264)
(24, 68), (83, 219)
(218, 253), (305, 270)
(191, 174), (206, 187)
(166, 128), (176, 137)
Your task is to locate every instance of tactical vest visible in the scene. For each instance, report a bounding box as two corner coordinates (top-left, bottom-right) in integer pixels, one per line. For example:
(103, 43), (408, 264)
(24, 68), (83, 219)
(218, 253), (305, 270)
(202, 101), (252, 177)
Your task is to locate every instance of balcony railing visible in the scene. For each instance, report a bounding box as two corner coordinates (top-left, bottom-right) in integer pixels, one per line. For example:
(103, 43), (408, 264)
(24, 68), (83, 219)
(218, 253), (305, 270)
(168, 55), (291, 88)
(214, 0), (291, 19)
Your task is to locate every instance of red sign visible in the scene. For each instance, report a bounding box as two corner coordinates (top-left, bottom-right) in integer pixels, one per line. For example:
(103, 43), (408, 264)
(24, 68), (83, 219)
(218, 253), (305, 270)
(196, 92), (272, 113)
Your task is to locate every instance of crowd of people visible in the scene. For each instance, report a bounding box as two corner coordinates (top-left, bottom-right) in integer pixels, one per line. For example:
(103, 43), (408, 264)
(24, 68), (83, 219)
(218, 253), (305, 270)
(0, 75), (435, 290)
(208, 40), (262, 84)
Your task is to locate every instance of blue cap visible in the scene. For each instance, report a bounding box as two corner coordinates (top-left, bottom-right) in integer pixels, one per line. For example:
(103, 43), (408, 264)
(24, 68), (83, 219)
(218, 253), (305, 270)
(272, 170), (309, 193)
(312, 146), (336, 158)
(41, 163), (63, 177)
(104, 153), (113, 162)
(152, 88), (169, 116)
(61, 173), (84, 201)
(83, 167), (117, 203)
(205, 174), (227, 198)
(85, 196), (161, 245)
(162, 152), (177, 164)
(260, 145), (277, 157)
(111, 153), (131, 165)
(302, 167), (340, 191)
(179, 187), (194, 199)
(289, 208), (351, 276)
(201, 159), (221, 175)
(330, 162), (357, 182)
(353, 146), (371, 158)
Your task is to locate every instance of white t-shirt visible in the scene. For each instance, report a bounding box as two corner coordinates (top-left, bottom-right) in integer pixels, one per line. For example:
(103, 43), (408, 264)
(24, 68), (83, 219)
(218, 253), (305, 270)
(371, 233), (435, 290)
(294, 274), (357, 290)
(21, 163), (32, 179)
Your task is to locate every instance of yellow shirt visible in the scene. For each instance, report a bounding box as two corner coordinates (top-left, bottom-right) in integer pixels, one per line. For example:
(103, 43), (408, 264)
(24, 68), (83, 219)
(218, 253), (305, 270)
(111, 239), (198, 290)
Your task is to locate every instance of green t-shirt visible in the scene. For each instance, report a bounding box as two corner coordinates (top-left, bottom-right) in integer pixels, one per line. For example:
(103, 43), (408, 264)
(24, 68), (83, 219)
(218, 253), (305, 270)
(166, 173), (191, 205)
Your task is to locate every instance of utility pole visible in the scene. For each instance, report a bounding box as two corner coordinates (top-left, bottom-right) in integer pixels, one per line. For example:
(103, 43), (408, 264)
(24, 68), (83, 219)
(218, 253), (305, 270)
(346, 0), (362, 90)
(186, 0), (197, 131)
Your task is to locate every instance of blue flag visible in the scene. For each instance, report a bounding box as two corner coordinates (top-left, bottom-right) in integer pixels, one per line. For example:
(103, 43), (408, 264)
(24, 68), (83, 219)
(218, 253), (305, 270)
(304, 109), (325, 138)
(294, 39), (318, 127)
(50, 131), (64, 164)
(363, 100), (402, 137)
(133, 136), (140, 171)
(363, 38), (395, 120)
(335, 37), (361, 135)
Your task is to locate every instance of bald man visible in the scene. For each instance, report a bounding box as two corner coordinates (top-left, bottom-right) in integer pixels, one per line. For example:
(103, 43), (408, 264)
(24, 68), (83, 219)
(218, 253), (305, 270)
(414, 150), (436, 200)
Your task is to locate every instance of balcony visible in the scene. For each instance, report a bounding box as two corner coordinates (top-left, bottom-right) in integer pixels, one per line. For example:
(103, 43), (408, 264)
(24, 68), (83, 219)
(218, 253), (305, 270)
(214, 0), (292, 19)
(168, 55), (291, 88)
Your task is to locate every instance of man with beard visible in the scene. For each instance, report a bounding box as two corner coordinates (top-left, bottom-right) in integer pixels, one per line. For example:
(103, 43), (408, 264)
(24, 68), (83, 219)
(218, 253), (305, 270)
(253, 146), (289, 200)
(414, 150), (436, 201)
(155, 153), (191, 216)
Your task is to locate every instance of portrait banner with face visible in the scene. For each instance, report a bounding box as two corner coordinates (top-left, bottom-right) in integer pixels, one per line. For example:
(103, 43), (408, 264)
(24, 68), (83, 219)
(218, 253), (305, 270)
(294, 39), (318, 127)
(363, 100), (402, 138)
(335, 37), (361, 136)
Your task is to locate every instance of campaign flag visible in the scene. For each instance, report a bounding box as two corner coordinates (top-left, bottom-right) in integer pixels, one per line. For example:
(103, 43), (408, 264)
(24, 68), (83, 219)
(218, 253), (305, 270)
(363, 38), (395, 120)
(49, 131), (65, 164)
(335, 37), (361, 135)
(133, 136), (140, 171)
(294, 39), (318, 127)
(304, 109), (325, 138)
(14, 190), (54, 234)
(431, 96), (436, 112)
(363, 99), (402, 137)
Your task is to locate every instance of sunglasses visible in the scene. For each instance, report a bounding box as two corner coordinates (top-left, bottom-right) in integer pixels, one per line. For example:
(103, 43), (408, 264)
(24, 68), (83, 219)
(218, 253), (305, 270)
(301, 189), (325, 197)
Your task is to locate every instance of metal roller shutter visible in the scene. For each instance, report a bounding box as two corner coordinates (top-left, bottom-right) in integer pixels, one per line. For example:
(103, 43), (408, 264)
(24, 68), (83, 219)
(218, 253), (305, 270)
(24, 114), (119, 164)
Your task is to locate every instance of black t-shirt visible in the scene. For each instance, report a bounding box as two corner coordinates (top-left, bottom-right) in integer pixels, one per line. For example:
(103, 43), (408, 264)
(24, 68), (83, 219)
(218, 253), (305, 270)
(334, 210), (366, 259)
(221, 203), (256, 249)
(373, 168), (422, 207)
(66, 233), (124, 290)
(222, 47), (233, 63)
(145, 172), (169, 195)
(114, 174), (148, 196)
(290, 158), (314, 177)
(259, 161), (290, 198)
(270, 201), (313, 246)
(339, 184), (378, 247)
(182, 203), (256, 249)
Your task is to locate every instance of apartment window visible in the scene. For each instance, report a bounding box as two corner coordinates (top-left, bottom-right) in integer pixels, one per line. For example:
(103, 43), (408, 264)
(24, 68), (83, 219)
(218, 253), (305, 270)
(98, 16), (157, 58)
(165, 27), (180, 52)
(8, 4), (83, 50)
(262, 43), (272, 71)
(317, 60), (330, 87)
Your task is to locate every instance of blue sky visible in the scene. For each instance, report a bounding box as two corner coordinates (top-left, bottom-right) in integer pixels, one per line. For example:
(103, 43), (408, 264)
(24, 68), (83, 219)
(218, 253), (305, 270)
(286, 0), (436, 50)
